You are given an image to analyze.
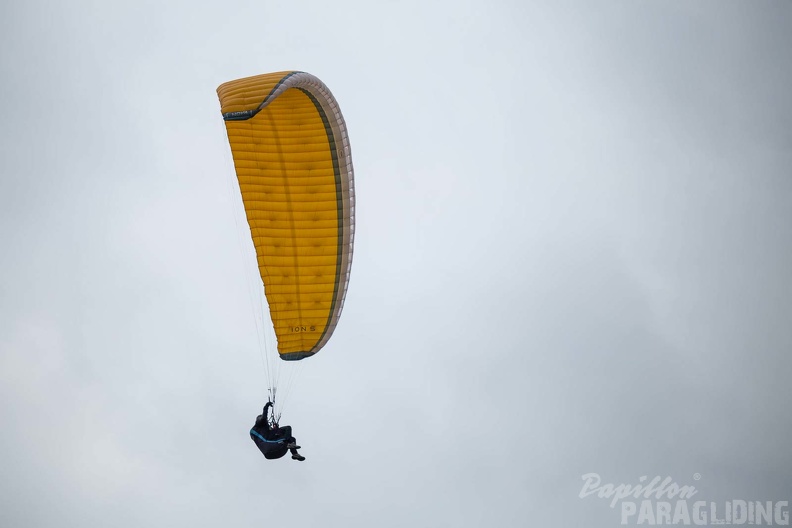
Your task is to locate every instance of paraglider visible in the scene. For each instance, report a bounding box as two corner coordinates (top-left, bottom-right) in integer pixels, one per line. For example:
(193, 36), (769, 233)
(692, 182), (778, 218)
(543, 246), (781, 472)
(250, 401), (305, 461)
(217, 71), (355, 461)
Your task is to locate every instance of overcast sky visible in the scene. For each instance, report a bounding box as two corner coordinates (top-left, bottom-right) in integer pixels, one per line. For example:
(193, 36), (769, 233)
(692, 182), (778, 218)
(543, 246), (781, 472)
(1, 1), (791, 526)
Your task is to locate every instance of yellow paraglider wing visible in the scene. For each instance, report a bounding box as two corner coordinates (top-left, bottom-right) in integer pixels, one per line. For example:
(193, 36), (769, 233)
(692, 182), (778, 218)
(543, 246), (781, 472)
(218, 71), (355, 360)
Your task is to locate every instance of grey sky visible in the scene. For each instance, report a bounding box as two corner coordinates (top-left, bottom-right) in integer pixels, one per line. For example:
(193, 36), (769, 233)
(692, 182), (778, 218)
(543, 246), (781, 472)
(1, 1), (791, 526)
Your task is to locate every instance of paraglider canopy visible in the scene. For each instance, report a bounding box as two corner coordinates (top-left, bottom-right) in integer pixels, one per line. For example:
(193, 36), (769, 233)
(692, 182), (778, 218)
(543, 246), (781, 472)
(217, 71), (355, 362)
